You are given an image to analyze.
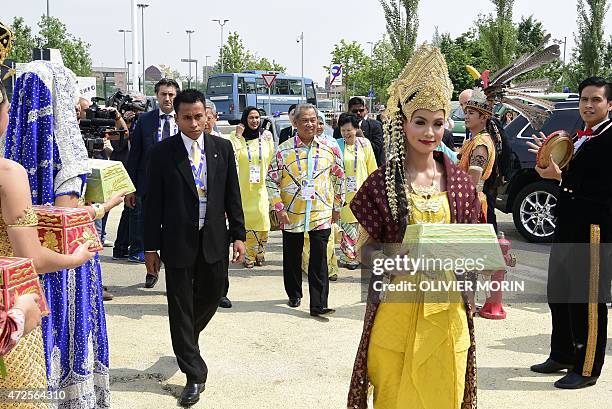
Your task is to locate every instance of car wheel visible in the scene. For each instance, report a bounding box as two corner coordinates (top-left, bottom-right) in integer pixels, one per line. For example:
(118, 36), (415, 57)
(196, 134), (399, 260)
(228, 120), (240, 125)
(512, 181), (558, 243)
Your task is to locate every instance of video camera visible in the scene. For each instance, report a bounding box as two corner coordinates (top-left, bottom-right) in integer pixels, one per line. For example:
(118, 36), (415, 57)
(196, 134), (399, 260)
(107, 90), (149, 115)
(79, 97), (128, 157)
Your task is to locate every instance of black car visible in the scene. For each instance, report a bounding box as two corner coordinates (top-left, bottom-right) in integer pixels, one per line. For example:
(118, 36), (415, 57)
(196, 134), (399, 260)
(495, 100), (584, 243)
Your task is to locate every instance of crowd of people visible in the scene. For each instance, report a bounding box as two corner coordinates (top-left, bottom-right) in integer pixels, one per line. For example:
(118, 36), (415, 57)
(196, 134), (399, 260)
(0, 19), (611, 408)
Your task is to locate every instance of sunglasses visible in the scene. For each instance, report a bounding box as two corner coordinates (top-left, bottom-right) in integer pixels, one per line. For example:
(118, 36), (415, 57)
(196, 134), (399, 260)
(351, 108), (365, 114)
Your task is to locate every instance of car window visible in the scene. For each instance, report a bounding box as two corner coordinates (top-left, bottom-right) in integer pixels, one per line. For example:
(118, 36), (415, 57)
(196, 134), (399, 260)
(289, 80), (303, 96)
(520, 108), (582, 138)
(237, 77), (247, 94)
(451, 106), (464, 121)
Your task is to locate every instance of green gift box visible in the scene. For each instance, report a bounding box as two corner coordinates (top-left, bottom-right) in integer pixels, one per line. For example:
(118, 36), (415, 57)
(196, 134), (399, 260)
(400, 224), (506, 273)
(84, 159), (135, 203)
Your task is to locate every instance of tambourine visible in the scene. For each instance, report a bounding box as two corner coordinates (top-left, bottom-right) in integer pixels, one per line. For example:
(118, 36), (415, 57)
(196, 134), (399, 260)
(536, 130), (573, 169)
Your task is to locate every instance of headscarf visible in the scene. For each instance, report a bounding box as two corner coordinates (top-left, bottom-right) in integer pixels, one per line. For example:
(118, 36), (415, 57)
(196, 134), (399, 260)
(4, 61), (90, 205)
(240, 106), (261, 141)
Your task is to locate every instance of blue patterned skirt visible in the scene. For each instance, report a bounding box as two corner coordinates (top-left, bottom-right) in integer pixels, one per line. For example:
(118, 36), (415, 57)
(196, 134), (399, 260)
(40, 253), (110, 408)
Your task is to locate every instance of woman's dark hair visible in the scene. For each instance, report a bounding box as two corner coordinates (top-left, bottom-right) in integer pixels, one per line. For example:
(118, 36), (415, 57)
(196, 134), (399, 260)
(172, 88), (206, 113)
(578, 76), (612, 101)
(337, 112), (360, 129)
(155, 78), (181, 94)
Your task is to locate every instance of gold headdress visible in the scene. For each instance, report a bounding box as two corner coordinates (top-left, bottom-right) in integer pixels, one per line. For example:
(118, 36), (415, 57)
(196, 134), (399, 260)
(0, 20), (16, 82)
(383, 43), (454, 223)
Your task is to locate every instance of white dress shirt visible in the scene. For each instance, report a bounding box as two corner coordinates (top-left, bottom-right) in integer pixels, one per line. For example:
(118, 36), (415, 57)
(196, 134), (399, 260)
(159, 110), (178, 138)
(181, 132), (207, 228)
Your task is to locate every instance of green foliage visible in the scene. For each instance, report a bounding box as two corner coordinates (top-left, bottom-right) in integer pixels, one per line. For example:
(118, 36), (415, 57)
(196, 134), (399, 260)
(215, 32), (285, 73)
(573, 0), (610, 77)
(6, 17), (36, 63)
(329, 39), (369, 103)
(6, 16), (92, 76)
(477, 0), (517, 70)
(438, 30), (491, 100)
(37, 16), (92, 76)
(380, 0), (419, 67)
(516, 15), (546, 55)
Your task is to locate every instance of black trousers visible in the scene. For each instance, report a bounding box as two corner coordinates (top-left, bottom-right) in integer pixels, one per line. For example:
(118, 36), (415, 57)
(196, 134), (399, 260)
(549, 302), (608, 377)
(282, 229), (330, 311)
(485, 186), (498, 233)
(165, 240), (225, 384)
(112, 207), (130, 256)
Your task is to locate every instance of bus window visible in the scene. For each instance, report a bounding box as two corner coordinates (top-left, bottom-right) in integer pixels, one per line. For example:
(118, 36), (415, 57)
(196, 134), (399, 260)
(306, 83), (316, 104)
(246, 81), (257, 94)
(207, 76), (233, 95)
(273, 79), (289, 95)
(289, 79), (303, 96)
(237, 77), (247, 94)
(256, 78), (268, 94)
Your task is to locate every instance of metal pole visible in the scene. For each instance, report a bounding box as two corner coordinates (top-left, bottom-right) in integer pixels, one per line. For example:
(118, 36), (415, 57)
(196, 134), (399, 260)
(205, 55), (210, 89)
(268, 85), (271, 118)
(300, 32), (305, 102)
(137, 4), (149, 93)
(131, 0), (139, 92)
(46, 0), (50, 17)
(367, 41), (374, 112)
(195, 60), (198, 90)
(119, 29), (131, 91)
(213, 19), (229, 73)
(186, 30), (194, 87)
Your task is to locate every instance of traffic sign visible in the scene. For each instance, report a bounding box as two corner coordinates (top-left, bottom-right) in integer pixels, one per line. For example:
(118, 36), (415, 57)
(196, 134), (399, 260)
(367, 89), (375, 98)
(330, 64), (342, 86)
(261, 73), (277, 88)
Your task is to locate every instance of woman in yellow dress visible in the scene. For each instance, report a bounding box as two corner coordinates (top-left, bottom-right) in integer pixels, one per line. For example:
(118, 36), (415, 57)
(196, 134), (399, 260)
(347, 44), (481, 409)
(336, 113), (377, 269)
(227, 107), (274, 268)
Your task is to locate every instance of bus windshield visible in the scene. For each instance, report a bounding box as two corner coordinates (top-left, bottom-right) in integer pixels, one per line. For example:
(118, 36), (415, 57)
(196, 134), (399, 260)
(207, 76), (233, 95)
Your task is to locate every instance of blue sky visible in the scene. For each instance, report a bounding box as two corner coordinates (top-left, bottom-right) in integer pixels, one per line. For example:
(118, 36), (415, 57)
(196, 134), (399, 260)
(4, 0), (610, 85)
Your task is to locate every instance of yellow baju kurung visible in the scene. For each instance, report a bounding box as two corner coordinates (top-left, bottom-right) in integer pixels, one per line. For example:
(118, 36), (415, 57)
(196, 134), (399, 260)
(227, 130), (274, 263)
(366, 191), (470, 409)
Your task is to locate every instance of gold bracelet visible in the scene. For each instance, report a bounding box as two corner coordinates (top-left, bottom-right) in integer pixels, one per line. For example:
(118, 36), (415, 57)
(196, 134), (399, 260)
(91, 203), (105, 220)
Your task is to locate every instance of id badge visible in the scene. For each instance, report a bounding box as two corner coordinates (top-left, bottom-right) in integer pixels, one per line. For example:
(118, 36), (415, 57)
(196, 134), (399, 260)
(249, 165), (261, 184)
(199, 197), (207, 221)
(300, 179), (316, 200)
(347, 176), (358, 193)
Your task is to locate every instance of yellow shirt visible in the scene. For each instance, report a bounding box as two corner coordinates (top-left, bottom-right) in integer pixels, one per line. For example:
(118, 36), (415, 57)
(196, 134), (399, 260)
(227, 130), (275, 231)
(340, 137), (378, 223)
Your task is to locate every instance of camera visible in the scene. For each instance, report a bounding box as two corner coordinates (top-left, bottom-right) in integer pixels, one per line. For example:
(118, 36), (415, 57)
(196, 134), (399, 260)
(79, 97), (128, 157)
(107, 90), (149, 115)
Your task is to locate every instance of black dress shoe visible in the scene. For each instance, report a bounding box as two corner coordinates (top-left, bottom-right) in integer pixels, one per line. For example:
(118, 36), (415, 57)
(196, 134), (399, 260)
(144, 274), (158, 289)
(554, 372), (598, 389)
(310, 307), (336, 317)
(179, 382), (205, 407)
(219, 296), (232, 308)
(530, 358), (574, 374)
(288, 298), (301, 308)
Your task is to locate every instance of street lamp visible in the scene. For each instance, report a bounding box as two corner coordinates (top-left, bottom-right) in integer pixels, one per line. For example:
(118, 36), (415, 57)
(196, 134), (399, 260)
(553, 36), (567, 86)
(296, 32), (305, 102)
(186, 29), (195, 88)
(118, 29), (132, 91)
(212, 19), (229, 72)
(204, 55), (211, 91)
(46, 0), (50, 17)
(137, 3), (149, 93)
(367, 41), (374, 112)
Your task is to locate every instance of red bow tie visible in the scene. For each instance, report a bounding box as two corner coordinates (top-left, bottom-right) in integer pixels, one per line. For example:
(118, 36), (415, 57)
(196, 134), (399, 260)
(577, 128), (594, 138)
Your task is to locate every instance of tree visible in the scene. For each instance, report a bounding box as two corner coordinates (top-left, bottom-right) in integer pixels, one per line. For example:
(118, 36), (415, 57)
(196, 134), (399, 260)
(438, 30), (491, 100)
(329, 39), (369, 103)
(370, 36), (402, 102)
(158, 64), (183, 81)
(573, 0), (610, 77)
(251, 57), (286, 72)
(6, 17), (36, 63)
(36, 16), (92, 76)
(380, 0), (419, 67)
(215, 32), (286, 73)
(477, 0), (517, 70)
(516, 15), (546, 55)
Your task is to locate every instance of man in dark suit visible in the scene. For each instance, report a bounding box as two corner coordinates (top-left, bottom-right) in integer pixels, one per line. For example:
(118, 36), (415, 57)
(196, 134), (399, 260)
(333, 97), (384, 165)
(125, 78), (180, 287)
(278, 103), (297, 145)
(144, 89), (246, 406)
(529, 77), (612, 389)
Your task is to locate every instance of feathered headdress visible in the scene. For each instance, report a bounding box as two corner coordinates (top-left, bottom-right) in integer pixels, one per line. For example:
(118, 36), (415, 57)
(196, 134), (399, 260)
(466, 35), (560, 130)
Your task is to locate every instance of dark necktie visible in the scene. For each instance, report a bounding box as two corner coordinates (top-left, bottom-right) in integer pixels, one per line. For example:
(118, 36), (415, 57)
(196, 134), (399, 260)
(161, 114), (171, 140)
(292, 128), (297, 137)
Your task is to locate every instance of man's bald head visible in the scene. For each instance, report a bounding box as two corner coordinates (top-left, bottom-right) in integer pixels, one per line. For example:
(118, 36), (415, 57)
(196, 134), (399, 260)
(459, 89), (473, 111)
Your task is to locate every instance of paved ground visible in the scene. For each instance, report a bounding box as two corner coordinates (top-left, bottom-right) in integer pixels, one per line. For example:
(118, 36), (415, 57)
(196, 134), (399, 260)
(101, 207), (612, 408)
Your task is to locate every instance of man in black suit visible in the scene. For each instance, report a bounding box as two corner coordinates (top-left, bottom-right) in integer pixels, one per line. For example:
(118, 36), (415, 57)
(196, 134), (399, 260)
(278, 103), (298, 145)
(333, 97), (384, 165)
(529, 77), (612, 389)
(126, 78), (180, 287)
(144, 89), (246, 406)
